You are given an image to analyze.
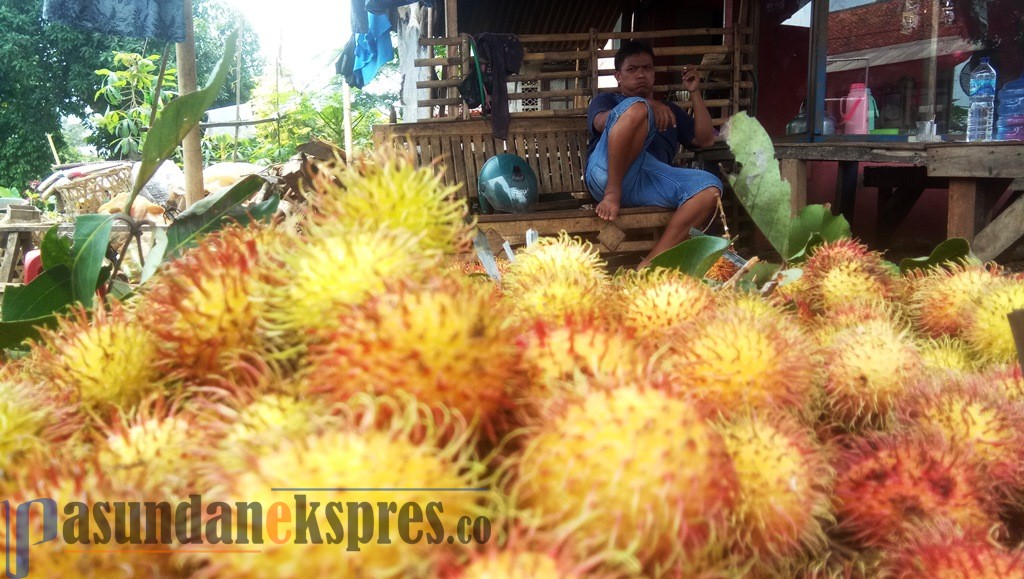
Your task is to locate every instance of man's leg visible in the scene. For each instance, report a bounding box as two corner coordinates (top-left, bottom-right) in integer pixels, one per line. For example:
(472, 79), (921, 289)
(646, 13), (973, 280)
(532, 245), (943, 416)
(637, 187), (719, 269)
(596, 102), (650, 221)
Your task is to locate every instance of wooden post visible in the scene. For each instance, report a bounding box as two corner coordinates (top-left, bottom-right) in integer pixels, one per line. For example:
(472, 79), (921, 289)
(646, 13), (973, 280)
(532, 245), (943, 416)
(1009, 310), (1024, 372)
(444, 0), (458, 37)
(176, 0), (204, 206)
(779, 158), (807, 215)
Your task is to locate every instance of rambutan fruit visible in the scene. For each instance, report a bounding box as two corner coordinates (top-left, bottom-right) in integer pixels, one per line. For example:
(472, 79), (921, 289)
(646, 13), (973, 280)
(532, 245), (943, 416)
(96, 397), (205, 501)
(199, 392), (340, 476)
(801, 239), (896, 313)
(716, 415), (833, 566)
(659, 307), (819, 420)
(140, 225), (271, 386)
(706, 255), (742, 283)
(982, 363), (1024, 402)
(882, 524), (1024, 578)
(0, 377), (71, 476)
(821, 320), (923, 430)
(193, 408), (495, 578)
(615, 267), (716, 340)
(515, 317), (649, 409)
(906, 263), (1002, 338)
(0, 462), (182, 578)
(452, 549), (584, 579)
(263, 225), (441, 340)
(302, 275), (522, 440)
(807, 299), (905, 348)
(963, 279), (1024, 364)
(28, 303), (168, 412)
(917, 336), (979, 375)
(901, 383), (1024, 503)
(507, 382), (738, 576)
(308, 147), (474, 253)
(502, 233), (611, 324)
(832, 433), (1000, 549)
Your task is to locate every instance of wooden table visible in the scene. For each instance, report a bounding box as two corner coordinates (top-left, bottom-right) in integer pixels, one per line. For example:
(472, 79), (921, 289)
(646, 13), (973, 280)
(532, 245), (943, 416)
(774, 141), (1024, 260)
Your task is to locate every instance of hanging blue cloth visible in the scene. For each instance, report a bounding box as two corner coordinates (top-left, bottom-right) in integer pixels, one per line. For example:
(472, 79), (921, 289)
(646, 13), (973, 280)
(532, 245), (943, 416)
(350, 11), (393, 88)
(42, 0), (186, 42)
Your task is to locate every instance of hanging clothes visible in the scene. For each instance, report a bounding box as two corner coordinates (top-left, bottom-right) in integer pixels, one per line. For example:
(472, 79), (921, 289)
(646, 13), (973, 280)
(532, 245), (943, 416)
(350, 11), (394, 88)
(473, 33), (524, 140)
(365, 0), (434, 13)
(42, 0), (186, 42)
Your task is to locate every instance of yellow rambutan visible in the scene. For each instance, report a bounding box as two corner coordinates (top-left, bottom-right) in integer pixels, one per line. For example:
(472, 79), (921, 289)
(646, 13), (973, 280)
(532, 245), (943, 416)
(451, 549), (583, 579)
(0, 377), (69, 476)
(263, 225), (441, 340)
(832, 433), (999, 549)
(515, 317), (648, 408)
(502, 233), (611, 324)
(916, 336), (979, 375)
(981, 364), (1024, 402)
(715, 287), (791, 322)
(821, 320), (922, 430)
(193, 409), (495, 578)
(96, 398), (205, 501)
(303, 275), (522, 440)
(716, 415), (833, 566)
(0, 464), (183, 578)
(615, 267), (716, 340)
(807, 298), (905, 347)
(28, 303), (167, 412)
(199, 392), (339, 476)
(963, 279), (1024, 364)
(140, 225), (270, 385)
(307, 147), (474, 253)
(659, 307), (819, 419)
(801, 239), (895, 313)
(507, 382), (737, 576)
(907, 263), (1002, 338)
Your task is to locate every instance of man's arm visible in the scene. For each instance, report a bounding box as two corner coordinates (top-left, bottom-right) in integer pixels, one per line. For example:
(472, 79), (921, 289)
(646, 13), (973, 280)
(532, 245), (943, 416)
(683, 66), (715, 148)
(592, 109), (612, 133)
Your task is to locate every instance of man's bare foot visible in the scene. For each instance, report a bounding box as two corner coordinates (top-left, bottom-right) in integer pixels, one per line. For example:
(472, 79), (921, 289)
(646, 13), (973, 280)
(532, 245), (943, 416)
(595, 191), (621, 221)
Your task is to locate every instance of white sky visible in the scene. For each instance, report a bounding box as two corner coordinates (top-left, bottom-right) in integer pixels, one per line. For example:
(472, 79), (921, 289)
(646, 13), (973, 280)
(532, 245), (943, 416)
(221, 0), (351, 91)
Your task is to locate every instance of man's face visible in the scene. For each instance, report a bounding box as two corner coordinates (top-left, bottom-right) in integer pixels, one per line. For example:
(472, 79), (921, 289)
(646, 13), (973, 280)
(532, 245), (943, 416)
(614, 52), (655, 98)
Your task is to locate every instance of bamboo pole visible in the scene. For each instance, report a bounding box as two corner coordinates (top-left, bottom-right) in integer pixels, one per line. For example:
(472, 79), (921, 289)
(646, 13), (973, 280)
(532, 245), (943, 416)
(176, 0), (204, 206)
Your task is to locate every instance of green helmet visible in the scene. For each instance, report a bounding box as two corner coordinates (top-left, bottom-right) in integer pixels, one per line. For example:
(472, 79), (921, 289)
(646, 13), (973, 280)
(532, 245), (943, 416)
(477, 154), (538, 214)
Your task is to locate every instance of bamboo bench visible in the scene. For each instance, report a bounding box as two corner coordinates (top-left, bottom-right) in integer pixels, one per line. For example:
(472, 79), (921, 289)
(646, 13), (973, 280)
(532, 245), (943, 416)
(374, 116), (750, 260)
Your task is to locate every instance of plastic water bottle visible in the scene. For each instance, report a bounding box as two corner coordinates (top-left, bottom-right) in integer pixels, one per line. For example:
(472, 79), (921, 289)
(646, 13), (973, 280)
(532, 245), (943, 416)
(967, 57), (997, 142)
(996, 73), (1024, 141)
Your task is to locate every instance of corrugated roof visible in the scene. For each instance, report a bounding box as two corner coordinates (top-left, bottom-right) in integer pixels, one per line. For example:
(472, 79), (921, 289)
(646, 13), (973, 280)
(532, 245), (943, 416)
(827, 36), (981, 72)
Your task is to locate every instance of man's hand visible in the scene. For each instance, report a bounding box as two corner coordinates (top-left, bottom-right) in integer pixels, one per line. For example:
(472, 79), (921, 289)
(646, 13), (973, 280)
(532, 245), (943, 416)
(681, 66), (702, 93)
(649, 100), (676, 132)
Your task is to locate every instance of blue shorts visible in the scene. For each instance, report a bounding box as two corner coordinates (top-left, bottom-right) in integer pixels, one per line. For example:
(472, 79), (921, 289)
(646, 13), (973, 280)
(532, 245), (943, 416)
(585, 96), (723, 209)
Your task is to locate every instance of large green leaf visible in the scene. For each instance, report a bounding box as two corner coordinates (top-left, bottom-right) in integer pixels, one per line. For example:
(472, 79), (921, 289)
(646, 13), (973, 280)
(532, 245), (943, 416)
(724, 112), (793, 258)
(787, 204), (852, 263)
(70, 214), (116, 308)
(40, 225), (72, 271)
(162, 175), (271, 261)
(128, 31), (238, 209)
(1, 265), (73, 321)
(899, 237), (975, 274)
(0, 315), (61, 351)
(649, 235), (731, 278)
(740, 261), (781, 286)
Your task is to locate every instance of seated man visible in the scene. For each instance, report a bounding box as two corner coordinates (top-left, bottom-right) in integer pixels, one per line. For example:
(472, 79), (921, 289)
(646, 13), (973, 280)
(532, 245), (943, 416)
(585, 40), (724, 269)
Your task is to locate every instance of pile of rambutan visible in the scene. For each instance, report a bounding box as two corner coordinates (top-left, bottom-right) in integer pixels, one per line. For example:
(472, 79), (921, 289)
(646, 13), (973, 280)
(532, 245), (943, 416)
(5, 147), (1024, 577)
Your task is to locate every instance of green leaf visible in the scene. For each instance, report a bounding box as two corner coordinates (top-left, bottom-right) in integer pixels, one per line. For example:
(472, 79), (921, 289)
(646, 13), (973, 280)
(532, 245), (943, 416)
(899, 238), (974, 274)
(724, 112), (793, 258)
(649, 235), (731, 278)
(129, 31), (238, 209)
(70, 214), (116, 308)
(0, 315), (61, 351)
(40, 225), (72, 271)
(787, 204), (852, 262)
(740, 261), (781, 286)
(163, 176), (270, 260)
(1, 265), (74, 321)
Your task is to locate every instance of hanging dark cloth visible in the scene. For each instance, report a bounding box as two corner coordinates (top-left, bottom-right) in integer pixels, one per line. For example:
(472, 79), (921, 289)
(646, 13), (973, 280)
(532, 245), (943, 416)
(42, 0), (185, 42)
(473, 33), (523, 140)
